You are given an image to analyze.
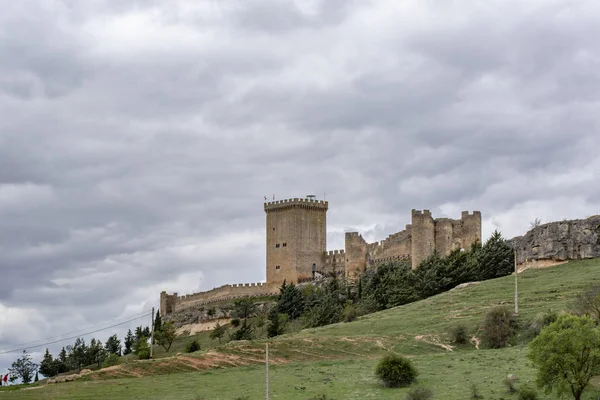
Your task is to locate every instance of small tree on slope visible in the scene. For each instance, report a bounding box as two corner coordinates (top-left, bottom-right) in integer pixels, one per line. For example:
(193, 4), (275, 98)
(528, 314), (600, 400)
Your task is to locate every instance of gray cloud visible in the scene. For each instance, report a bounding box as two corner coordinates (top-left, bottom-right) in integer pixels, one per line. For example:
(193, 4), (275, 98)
(1, 0), (599, 370)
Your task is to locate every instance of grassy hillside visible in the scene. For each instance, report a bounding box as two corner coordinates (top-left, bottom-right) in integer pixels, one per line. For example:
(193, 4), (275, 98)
(3, 259), (600, 399)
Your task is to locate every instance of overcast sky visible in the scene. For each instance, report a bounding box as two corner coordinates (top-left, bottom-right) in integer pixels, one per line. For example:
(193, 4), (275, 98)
(1, 0), (599, 372)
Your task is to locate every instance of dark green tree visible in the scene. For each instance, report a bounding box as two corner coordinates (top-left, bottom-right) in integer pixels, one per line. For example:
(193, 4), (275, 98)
(34, 372), (39, 382)
(154, 310), (163, 333)
(232, 298), (258, 321)
(155, 322), (176, 352)
(267, 307), (285, 338)
(230, 320), (254, 341)
(8, 350), (38, 384)
(89, 338), (107, 367)
(39, 349), (57, 378)
(277, 281), (305, 320)
(105, 334), (122, 356)
(529, 315), (600, 400)
(209, 322), (227, 343)
(71, 337), (88, 371)
(123, 329), (135, 355)
(478, 230), (513, 279)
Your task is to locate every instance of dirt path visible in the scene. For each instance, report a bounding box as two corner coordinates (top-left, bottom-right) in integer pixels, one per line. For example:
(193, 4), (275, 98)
(414, 335), (454, 352)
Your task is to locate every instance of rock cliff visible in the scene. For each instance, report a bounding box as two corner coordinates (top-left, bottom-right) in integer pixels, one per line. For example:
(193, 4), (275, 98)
(510, 215), (600, 264)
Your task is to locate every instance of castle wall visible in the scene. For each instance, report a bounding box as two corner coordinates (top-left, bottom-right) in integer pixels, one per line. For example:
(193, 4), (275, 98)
(434, 218), (454, 256)
(345, 232), (368, 280)
(411, 210), (435, 269)
(162, 282), (279, 314)
(366, 226), (412, 265)
(323, 249), (346, 276)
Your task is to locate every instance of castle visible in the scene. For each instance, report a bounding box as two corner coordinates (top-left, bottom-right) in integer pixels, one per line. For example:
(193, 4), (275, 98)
(160, 198), (482, 315)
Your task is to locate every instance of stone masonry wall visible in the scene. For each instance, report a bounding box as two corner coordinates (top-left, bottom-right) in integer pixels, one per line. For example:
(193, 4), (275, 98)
(510, 215), (600, 264)
(161, 283), (279, 315)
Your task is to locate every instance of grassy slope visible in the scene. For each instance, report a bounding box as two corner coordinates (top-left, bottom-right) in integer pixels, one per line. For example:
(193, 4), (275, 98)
(3, 259), (600, 400)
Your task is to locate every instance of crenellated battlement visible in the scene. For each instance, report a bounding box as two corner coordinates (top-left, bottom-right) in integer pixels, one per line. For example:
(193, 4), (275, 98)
(264, 198), (328, 212)
(461, 210), (481, 219)
(412, 209), (433, 218)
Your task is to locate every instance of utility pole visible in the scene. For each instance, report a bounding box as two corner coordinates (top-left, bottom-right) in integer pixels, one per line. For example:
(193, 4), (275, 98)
(150, 307), (155, 359)
(266, 343), (269, 400)
(514, 251), (519, 316)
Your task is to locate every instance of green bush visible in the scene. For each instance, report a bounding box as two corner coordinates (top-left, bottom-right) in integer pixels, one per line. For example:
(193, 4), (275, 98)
(231, 318), (241, 327)
(503, 374), (519, 393)
(470, 383), (483, 399)
(480, 306), (518, 348)
(528, 309), (558, 337)
(101, 353), (120, 368)
(448, 323), (469, 345)
(343, 303), (357, 323)
(405, 386), (433, 400)
(186, 340), (201, 353)
(230, 321), (254, 341)
(375, 353), (417, 388)
(517, 385), (538, 400)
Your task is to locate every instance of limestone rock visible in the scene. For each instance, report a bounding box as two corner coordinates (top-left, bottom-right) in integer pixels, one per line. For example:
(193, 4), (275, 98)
(509, 216), (600, 264)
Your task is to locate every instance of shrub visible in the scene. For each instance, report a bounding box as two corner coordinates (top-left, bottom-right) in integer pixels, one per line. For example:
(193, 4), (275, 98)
(343, 303), (358, 323)
(186, 340), (201, 353)
(480, 306), (517, 348)
(375, 353), (418, 388)
(517, 385), (538, 400)
(405, 386), (433, 400)
(528, 309), (558, 338)
(231, 318), (241, 327)
(230, 320), (254, 341)
(448, 323), (469, 345)
(470, 383), (483, 399)
(503, 374), (519, 393)
(101, 353), (120, 368)
(572, 285), (600, 322)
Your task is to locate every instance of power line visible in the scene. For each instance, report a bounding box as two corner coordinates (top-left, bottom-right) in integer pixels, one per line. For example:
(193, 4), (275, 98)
(0, 310), (152, 353)
(0, 311), (152, 356)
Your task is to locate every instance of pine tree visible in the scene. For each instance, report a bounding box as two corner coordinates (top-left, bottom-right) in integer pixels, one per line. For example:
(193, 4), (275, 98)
(123, 329), (135, 355)
(105, 334), (122, 356)
(277, 282), (305, 320)
(267, 307), (285, 338)
(209, 322), (227, 344)
(478, 230), (513, 280)
(39, 349), (57, 378)
(154, 310), (162, 333)
(34, 372), (39, 382)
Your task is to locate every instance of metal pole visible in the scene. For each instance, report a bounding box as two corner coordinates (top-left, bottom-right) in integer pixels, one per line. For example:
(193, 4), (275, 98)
(150, 307), (154, 359)
(514, 251), (519, 315)
(266, 343), (269, 400)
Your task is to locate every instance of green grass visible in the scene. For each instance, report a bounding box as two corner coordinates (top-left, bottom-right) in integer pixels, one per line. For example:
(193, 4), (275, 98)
(2, 259), (600, 399)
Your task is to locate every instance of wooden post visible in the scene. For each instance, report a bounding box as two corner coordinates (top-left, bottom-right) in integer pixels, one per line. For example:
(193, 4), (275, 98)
(514, 251), (519, 315)
(150, 307), (154, 359)
(266, 343), (269, 400)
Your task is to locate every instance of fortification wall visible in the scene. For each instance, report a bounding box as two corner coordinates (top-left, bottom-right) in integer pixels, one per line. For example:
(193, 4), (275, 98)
(323, 249), (346, 275)
(366, 226), (412, 265)
(510, 215), (600, 264)
(345, 232), (368, 280)
(161, 282), (279, 315)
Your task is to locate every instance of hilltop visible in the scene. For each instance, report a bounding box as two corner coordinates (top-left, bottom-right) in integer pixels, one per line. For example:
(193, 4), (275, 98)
(3, 258), (600, 399)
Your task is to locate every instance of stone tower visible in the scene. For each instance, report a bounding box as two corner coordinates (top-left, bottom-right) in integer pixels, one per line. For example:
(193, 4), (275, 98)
(264, 198), (328, 285)
(411, 209), (436, 269)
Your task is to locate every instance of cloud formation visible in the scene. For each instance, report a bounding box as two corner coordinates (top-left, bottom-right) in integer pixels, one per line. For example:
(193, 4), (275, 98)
(1, 0), (599, 369)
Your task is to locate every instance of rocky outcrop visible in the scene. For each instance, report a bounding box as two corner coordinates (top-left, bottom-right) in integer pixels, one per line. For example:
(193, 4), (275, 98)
(510, 215), (600, 264)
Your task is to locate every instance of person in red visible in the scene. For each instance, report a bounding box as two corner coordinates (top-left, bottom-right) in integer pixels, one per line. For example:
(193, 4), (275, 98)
(2, 374), (8, 385)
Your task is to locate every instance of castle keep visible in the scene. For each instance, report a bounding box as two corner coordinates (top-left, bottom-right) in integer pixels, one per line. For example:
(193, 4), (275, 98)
(160, 198), (482, 315)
